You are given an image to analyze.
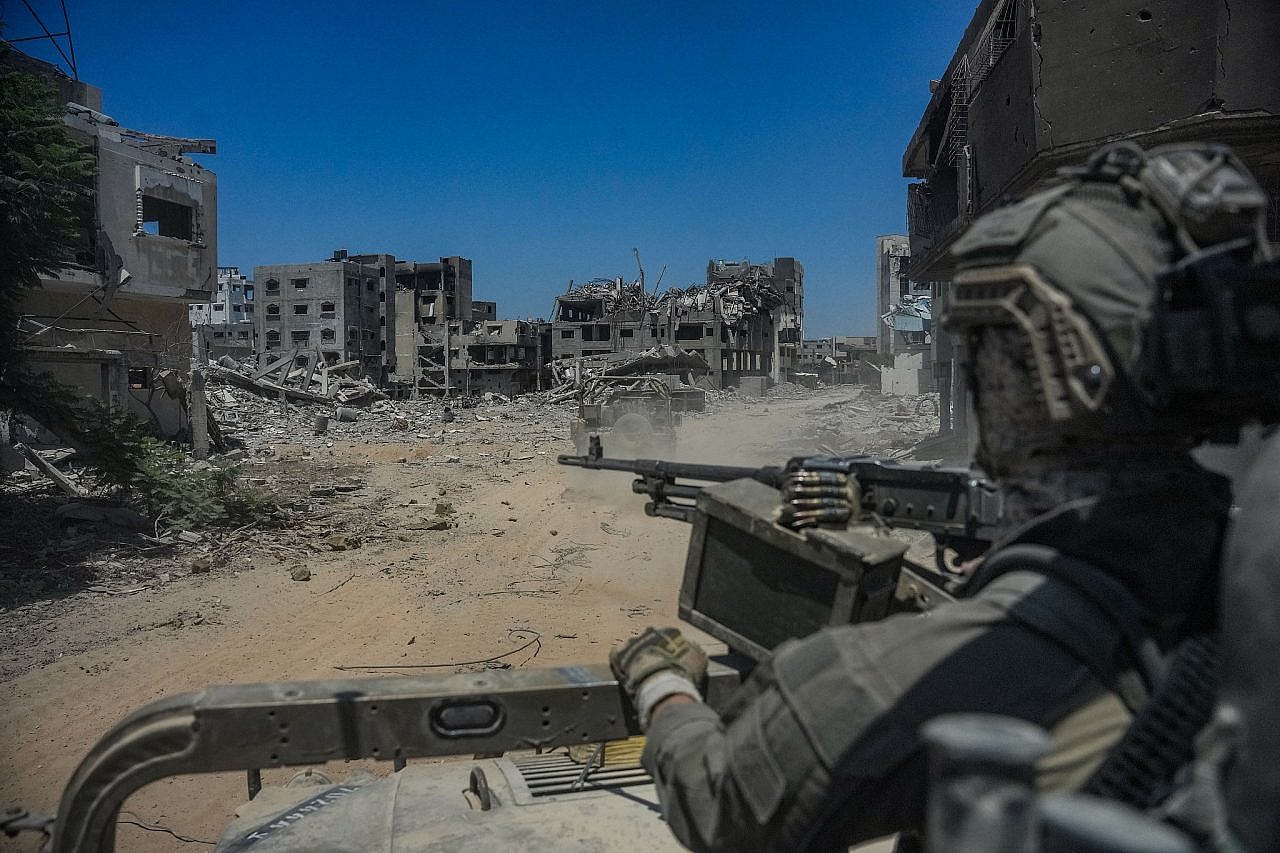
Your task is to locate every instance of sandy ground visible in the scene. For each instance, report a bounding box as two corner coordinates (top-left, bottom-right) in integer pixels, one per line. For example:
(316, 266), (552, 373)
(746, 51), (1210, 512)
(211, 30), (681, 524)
(0, 386), (930, 850)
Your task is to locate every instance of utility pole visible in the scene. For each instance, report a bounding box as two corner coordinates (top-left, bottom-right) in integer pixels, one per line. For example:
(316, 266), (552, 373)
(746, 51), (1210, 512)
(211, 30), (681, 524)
(442, 299), (451, 396)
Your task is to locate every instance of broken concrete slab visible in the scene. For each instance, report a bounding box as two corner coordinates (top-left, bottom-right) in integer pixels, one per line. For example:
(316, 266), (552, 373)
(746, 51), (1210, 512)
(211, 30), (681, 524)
(14, 442), (86, 497)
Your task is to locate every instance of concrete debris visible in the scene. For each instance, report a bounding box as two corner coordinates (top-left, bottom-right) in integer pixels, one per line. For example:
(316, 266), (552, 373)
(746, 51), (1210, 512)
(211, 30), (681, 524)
(13, 442), (87, 497)
(325, 534), (361, 551)
(206, 348), (386, 406)
(797, 389), (942, 458)
(290, 566), (312, 582)
(547, 346), (711, 404)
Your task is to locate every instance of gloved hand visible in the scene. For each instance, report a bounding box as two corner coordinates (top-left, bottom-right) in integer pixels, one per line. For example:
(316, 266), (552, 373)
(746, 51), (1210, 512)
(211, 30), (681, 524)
(610, 627), (708, 730)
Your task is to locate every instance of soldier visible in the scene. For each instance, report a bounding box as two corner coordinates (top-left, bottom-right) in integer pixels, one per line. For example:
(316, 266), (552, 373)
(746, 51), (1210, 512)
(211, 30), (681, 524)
(611, 142), (1272, 851)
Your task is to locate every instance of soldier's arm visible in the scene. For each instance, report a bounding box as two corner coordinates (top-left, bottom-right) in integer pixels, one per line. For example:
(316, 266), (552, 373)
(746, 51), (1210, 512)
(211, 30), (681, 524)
(640, 587), (1123, 851)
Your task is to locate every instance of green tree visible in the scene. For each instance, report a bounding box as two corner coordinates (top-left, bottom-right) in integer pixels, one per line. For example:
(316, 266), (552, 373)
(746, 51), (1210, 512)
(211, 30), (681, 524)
(0, 40), (95, 379)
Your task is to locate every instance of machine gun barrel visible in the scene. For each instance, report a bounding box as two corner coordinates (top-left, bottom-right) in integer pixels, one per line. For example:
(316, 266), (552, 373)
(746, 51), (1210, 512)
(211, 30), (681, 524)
(558, 439), (1004, 565)
(558, 451), (784, 488)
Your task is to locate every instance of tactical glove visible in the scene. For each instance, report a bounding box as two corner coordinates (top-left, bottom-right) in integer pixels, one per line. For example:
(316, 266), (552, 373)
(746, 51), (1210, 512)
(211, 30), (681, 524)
(610, 627), (707, 730)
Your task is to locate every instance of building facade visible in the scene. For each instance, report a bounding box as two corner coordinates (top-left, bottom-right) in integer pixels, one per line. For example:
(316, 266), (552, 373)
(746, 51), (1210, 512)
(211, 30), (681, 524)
(875, 236), (923, 354)
(192, 266), (255, 360)
(902, 0), (1280, 435)
(253, 253), (396, 382)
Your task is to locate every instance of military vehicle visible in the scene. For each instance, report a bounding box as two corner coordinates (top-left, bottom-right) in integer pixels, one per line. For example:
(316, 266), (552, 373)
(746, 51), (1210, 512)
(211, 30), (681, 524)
(568, 376), (681, 456)
(10, 437), (999, 852)
(8, 429), (1279, 851)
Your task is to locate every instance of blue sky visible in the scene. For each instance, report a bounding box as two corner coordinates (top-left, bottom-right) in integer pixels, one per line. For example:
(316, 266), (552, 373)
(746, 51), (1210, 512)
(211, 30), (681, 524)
(11, 1), (975, 337)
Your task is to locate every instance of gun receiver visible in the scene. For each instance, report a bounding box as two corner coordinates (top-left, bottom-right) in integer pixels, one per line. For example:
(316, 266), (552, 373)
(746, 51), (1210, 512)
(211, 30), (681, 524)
(558, 435), (1003, 565)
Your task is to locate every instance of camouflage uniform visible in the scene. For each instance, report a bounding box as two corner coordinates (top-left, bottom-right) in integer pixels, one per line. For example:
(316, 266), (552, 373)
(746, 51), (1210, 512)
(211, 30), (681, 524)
(643, 476), (1228, 851)
(631, 148), (1241, 852)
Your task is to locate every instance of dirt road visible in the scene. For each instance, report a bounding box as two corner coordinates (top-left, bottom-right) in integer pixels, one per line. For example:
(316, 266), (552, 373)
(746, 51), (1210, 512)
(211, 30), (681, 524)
(0, 385), (933, 849)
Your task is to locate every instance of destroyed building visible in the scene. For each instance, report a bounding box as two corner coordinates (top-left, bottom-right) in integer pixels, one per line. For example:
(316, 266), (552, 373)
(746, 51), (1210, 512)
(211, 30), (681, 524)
(903, 0), (1280, 438)
(253, 252), (396, 383)
(391, 316), (544, 399)
(452, 319), (543, 396)
(707, 257), (804, 383)
(874, 236), (930, 355)
(191, 267), (256, 360)
(873, 235), (933, 395)
(797, 336), (878, 386)
(382, 258), (544, 397)
(9, 48), (217, 437)
(394, 256), (473, 327)
(549, 257), (802, 390)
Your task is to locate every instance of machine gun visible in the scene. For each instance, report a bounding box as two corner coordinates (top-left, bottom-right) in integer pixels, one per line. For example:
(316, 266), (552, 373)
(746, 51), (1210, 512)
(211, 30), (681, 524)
(16, 440), (1003, 852)
(560, 435), (1002, 657)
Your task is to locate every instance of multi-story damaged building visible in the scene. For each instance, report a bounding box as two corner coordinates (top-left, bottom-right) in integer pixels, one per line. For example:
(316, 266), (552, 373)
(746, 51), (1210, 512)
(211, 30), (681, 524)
(383, 258), (544, 397)
(874, 236), (933, 394)
(191, 267), (255, 360)
(452, 319), (543, 396)
(253, 251), (396, 383)
(903, 0), (1280, 436)
(9, 48), (217, 437)
(550, 257), (803, 390)
(390, 317), (544, 399)
(707, 258), (804, 383)
(394, 256), (473, 328)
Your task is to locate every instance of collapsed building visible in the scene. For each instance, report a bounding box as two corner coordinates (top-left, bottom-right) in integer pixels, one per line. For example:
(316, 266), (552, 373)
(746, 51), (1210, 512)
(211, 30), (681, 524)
(8, 48), (217, 438)
(903, 0), (1280, 441)
(549, 257), (804, 389)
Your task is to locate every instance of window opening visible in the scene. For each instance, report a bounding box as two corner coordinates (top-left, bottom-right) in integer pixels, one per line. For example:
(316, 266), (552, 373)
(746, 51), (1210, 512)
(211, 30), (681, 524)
(140, 196), (194, 240)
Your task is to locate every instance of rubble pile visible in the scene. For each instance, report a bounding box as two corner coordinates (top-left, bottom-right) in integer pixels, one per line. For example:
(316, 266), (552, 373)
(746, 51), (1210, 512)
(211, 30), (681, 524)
(559, 276), (786, 326)
(206, 349), (386, 406)
(798, 390), (942, 458)
(546, 345), (710, 402)
(654, 280), (784, 324)
(560, 278), (651, 314)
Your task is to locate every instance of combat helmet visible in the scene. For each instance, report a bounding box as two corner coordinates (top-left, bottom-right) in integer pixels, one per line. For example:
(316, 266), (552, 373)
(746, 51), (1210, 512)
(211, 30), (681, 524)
(944, 141), (1279, 448)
